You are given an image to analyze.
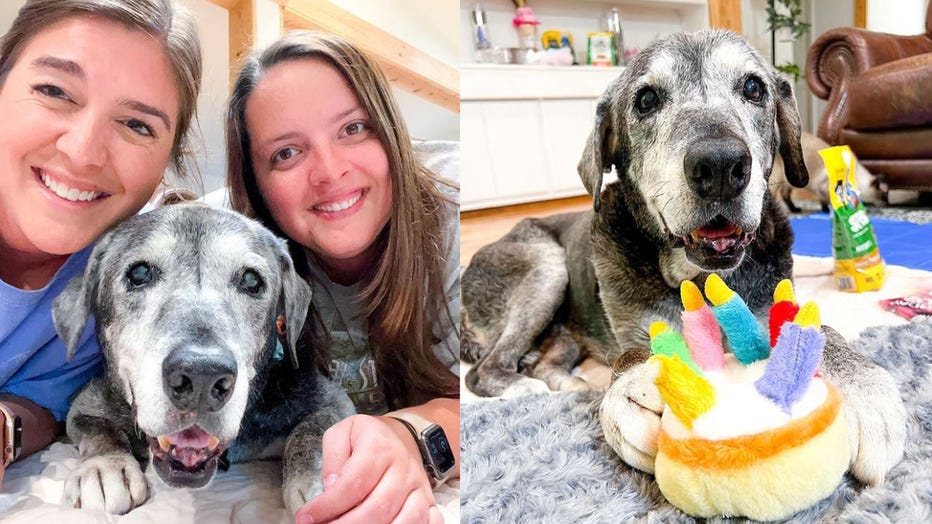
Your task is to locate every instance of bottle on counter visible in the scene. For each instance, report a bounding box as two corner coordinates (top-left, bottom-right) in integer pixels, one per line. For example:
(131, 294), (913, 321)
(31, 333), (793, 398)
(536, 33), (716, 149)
(606, 7), (626, 66)
(472, 3), (492, 51)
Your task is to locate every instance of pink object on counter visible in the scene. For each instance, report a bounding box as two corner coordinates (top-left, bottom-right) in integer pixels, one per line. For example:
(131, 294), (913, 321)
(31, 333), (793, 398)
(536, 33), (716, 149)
(513, 6), (539, 26)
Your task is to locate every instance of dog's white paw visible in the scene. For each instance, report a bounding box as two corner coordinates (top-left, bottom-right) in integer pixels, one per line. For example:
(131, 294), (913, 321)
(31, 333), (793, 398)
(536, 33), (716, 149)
(63, 453), (148, 514)
(838, 366), (907, 486)
(501, 377), (551, 398)
(559, 376), (593, 392)
(283, 471), (322, 515)
(599, 358), (664, 474)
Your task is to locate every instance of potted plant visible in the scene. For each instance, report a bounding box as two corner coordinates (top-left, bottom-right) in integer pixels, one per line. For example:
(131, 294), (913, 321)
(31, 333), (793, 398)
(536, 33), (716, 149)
(766, 0), (810, 81)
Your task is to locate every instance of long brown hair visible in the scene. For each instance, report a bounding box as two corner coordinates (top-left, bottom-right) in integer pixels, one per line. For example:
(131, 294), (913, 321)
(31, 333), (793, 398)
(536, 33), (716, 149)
(226, 31), (458, 408)
(0, 0), (202, 182)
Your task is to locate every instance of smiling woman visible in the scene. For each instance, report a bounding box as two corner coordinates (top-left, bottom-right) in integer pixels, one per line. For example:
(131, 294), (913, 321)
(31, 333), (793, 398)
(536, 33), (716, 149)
(226, 31), (460, 524)
(0, 0), (201, 492)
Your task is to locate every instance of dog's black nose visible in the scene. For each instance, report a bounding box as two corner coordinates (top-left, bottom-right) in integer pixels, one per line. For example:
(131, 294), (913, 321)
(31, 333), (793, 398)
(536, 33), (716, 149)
(162, 348), (237, 413)
(684, 138), (752, 201)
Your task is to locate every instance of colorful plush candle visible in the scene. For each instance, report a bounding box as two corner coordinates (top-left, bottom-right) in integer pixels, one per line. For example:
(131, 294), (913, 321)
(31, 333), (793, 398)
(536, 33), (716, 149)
(768, 279), (800, 347)
(755, 302), (825, 412)
(705, 274), (770, 364)
(679, 281), (726, 371)
(650, 322), (702, 374)
(652, 354), (715, 429)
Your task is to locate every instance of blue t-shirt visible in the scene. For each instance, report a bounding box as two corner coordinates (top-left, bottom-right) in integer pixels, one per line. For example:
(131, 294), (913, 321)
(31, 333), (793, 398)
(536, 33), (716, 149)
(0, 245), (102, 420)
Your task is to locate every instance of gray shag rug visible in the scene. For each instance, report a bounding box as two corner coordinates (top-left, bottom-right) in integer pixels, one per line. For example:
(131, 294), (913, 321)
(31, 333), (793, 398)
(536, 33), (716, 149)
(461, 318), (932, 523)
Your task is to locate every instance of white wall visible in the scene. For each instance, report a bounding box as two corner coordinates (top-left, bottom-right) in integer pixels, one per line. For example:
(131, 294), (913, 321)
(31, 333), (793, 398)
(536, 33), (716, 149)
(0, 3), (20, 32)
(326, 0), (460, 142)
(178, 0), (228, 194)
(867, 0), (929, 34)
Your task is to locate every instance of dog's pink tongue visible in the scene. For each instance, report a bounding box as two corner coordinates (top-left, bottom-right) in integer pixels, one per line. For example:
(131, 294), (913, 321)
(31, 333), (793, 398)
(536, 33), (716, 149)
(696, 225), (738, 239)
(696, 225), (740, 252)
(165, 426), (212, 448)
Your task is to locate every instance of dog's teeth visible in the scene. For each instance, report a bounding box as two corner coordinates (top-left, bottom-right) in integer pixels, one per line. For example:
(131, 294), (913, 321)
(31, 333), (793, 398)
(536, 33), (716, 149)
(208, 435), (220, 451)
(158, 436), (171, 452)
(690, 231), (701, 242)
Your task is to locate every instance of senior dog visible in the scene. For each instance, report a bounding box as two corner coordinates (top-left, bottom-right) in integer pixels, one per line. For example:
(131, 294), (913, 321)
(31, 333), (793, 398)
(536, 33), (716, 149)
(52, 203), (354, 514)
(461, 30), (905, 487)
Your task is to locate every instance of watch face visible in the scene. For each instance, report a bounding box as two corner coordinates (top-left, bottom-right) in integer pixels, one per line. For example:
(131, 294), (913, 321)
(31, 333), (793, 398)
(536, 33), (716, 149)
(423, 425), (455, 475)
(12, 416), (22, 459)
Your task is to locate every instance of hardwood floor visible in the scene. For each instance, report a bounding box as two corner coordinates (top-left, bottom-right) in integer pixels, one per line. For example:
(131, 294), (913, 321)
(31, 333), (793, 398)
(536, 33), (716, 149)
(459, 196), (592, 266)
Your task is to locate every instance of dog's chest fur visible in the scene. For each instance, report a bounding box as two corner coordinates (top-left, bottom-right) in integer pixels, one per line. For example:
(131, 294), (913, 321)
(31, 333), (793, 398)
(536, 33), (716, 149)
(562, 186), (793, 357)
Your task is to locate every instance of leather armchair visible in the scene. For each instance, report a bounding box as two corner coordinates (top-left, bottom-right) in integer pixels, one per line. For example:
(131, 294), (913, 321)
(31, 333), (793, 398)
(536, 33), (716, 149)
(806, 4), (932, 196)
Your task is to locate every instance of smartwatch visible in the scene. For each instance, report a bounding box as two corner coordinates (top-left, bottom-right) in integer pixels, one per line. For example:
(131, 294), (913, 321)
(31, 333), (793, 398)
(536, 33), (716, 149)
(0, 402), (23, 467)
(387, 412), (455, 485)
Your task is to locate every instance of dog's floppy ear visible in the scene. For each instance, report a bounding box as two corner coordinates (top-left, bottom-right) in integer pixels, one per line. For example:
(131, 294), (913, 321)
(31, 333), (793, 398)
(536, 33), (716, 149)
(772, 74), (809, 188)
(275, 243), (312, 369)
(578, 89), (621, 212)
(52, 237), (110, 360)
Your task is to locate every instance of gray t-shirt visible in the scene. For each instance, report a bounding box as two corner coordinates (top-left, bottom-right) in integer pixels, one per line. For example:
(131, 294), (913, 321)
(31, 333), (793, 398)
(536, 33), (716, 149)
(307, 141), (460, 415)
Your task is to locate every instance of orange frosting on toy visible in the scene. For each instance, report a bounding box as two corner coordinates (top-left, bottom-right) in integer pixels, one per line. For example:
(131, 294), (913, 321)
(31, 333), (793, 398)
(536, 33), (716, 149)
(657, 384), (842, 470)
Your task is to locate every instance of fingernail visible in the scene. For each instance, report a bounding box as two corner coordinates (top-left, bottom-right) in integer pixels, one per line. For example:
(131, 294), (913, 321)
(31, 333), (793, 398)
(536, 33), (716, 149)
(323, 473), (338, 488)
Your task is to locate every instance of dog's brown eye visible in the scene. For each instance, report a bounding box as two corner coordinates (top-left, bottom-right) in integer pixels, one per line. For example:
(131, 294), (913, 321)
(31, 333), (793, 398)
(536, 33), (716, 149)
(239, 269), (264, 295)
(126, 262), (154, 287)
(743, 77), (764, 103)
(635, 87), (661, 115)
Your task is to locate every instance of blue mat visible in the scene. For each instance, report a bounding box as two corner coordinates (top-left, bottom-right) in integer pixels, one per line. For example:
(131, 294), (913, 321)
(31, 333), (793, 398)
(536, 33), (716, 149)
(790, 214), (932, 270)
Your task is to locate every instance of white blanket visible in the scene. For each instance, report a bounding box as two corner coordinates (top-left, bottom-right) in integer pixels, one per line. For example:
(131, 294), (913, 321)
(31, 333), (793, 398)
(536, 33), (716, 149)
(0, 443), (460, 523)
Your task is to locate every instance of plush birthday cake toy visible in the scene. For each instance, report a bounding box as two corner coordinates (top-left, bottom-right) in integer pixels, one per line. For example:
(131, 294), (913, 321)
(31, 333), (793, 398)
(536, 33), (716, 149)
(646, 275), (848, 521)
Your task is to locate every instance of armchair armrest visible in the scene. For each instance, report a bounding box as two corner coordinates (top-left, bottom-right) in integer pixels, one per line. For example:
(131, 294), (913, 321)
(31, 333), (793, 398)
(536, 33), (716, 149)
(807, 28), (932, 99)
(806, 27), (932, 144)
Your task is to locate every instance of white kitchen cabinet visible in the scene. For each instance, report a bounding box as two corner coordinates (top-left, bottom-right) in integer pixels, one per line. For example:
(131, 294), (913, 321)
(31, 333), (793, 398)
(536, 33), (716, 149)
(460, 0), (710, 210)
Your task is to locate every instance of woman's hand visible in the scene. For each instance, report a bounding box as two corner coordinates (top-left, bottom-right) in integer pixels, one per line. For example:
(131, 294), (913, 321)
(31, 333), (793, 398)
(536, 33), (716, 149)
(295, 414), (442, 524)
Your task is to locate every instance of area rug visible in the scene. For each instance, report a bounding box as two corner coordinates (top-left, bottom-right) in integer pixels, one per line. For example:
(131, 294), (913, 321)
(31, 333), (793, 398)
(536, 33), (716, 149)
(460, 318), (932, 523)
(789, 215), (932, 270)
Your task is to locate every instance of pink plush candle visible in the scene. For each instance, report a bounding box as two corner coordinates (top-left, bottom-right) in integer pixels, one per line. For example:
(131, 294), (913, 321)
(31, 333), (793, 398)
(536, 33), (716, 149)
(680, 281), (725, 371)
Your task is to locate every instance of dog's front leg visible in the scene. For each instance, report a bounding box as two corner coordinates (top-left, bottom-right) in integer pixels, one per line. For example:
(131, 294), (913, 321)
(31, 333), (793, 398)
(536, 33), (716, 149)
(282, 381), (355, 515)
(63, 378), (148, 514)
(599, 348), (665, 473)
(821, 326), (907, 486)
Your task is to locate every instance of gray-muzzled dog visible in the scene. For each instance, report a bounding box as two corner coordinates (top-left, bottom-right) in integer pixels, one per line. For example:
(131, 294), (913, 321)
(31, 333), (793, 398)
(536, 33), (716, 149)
(52, 204), (354, 514)
(462, 30), (905, 486)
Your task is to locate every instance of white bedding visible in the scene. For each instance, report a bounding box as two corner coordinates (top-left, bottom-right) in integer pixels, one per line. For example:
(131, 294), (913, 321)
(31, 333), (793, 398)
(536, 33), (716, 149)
(0, 443), (460, 523)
